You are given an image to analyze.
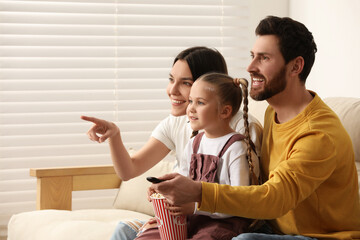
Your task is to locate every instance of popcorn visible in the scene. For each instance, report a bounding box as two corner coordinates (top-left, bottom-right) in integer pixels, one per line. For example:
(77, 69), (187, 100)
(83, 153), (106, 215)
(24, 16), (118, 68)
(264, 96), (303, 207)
(151, 192), (165, 199)
(151, 194), (187, 240)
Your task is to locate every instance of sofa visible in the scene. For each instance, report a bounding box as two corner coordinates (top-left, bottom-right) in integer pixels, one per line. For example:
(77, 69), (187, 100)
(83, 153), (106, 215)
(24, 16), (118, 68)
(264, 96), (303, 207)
(7, 97), (360, 240)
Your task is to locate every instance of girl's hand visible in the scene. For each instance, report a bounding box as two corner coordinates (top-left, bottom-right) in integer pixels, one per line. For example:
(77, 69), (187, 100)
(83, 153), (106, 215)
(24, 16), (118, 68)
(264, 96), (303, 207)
(147, 187), (157, 202)
(81, 115), (119, 143)
(166, 202), (195, 216)
(137, 217), (158, 236)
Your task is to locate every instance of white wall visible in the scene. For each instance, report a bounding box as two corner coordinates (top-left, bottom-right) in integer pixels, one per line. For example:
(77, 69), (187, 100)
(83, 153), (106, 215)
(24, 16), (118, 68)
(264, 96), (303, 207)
(289, 0), (360, 98)
(249, 0), (289, 49)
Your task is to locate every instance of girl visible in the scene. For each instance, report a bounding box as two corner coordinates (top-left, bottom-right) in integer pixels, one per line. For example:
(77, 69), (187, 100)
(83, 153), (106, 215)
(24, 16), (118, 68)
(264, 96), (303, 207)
(81, 47), (263, 239)
(137, 73), (260, 239)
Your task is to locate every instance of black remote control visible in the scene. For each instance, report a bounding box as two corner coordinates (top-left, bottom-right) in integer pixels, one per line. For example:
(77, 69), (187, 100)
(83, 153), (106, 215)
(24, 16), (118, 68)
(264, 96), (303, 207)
(146, 176), (164, 183)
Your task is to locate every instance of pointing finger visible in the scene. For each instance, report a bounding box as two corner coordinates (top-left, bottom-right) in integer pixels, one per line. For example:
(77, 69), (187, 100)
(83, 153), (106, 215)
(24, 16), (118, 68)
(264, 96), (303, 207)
(81, 115), (103, 125)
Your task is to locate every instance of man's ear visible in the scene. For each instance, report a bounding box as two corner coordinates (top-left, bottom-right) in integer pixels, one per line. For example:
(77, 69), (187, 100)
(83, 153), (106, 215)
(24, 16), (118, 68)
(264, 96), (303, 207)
(290, 56), (304, 76)
(220, 105), (233, 119)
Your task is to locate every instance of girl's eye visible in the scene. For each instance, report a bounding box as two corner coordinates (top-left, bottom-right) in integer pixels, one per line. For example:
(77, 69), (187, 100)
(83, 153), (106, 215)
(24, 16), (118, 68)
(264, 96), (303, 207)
(188, 100), (193, 104)
(198, 101), (204, 105)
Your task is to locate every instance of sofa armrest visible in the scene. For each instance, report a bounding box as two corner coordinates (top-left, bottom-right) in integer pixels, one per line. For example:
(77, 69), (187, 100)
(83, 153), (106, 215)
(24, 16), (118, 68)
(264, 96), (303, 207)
(30, 165), (121, 211)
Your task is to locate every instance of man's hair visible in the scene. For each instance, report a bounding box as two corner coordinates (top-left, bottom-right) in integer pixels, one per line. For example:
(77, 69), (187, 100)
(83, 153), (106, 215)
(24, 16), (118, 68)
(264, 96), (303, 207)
(256, 16), (317, 82)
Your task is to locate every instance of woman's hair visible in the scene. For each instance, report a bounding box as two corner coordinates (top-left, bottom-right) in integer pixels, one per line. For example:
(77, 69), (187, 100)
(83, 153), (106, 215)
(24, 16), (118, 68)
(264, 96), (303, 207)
(255, 16), (317, 83)
(174, 46), (228, 82)
(191, 73), (257, 184)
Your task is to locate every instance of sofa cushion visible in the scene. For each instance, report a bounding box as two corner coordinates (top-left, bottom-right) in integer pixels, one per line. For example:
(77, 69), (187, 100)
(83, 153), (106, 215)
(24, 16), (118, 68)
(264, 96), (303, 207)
(8, 209), (152, 240)
(324, 97), (360, 163)
(248, 98), (268, 127)
(113, 160), (175, 216)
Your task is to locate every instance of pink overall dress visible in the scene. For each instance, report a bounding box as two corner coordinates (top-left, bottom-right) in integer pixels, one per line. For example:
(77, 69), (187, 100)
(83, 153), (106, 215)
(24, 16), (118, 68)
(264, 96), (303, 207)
(136, 132), (253, 240)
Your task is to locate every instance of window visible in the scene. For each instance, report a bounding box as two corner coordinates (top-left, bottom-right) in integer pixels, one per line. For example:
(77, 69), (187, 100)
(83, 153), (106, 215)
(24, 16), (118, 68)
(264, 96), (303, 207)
(0, 0), (251, 237)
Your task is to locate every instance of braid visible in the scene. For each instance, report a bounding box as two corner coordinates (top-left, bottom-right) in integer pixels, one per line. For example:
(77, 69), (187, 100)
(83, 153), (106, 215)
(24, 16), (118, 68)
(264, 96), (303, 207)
(235, 78), (258, 185)
(190, 130), (199, 138)
(238, 78), (251, 162)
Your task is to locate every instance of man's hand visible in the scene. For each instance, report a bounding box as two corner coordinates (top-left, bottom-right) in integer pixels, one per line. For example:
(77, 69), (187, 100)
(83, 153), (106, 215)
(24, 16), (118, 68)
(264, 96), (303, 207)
(150, 173), (202, 206)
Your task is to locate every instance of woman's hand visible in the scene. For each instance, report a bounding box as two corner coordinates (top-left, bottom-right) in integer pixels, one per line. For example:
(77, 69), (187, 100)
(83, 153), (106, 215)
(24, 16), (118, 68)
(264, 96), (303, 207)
(81, 116), (119, 143)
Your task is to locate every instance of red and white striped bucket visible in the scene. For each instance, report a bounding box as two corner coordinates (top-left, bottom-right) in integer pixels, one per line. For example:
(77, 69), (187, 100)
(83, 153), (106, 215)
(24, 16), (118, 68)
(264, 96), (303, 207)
(151, 196), (187, 240)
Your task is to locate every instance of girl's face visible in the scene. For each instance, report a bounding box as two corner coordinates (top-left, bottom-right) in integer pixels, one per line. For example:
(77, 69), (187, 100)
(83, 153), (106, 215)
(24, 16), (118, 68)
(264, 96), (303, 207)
(166, 60), (194, 116)
(187, 80), (223, 135)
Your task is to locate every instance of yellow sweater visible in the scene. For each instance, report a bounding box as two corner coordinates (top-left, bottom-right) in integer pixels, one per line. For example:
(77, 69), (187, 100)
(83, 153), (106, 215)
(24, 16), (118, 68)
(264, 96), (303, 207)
(199, 93), (360, 239)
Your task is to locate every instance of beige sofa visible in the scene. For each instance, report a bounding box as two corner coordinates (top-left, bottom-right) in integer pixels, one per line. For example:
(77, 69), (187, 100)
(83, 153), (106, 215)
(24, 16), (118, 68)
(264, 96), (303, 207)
(7, 97), (360, 240)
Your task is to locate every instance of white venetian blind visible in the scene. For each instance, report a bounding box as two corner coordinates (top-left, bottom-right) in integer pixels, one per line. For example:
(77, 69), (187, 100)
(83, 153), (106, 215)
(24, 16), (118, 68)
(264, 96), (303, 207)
(0, 0), (250, 238)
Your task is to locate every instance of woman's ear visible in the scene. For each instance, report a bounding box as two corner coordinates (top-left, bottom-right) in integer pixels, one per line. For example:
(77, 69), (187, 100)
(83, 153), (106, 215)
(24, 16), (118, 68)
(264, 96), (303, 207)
(220, 105), (233, 119)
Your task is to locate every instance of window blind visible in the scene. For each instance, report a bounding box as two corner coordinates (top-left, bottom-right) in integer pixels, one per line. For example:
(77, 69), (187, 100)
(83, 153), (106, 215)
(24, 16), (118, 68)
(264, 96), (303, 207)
(0, 0), (251, 238)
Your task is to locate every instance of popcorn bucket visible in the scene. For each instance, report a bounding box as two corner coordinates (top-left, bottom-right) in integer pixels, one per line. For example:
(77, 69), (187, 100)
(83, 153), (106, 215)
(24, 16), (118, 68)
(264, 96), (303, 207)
(151, 195), (187, 240)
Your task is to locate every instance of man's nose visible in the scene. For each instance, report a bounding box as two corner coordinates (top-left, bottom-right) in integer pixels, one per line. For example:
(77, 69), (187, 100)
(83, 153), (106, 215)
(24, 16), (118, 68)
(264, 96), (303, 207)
(247, 58), (258, 73)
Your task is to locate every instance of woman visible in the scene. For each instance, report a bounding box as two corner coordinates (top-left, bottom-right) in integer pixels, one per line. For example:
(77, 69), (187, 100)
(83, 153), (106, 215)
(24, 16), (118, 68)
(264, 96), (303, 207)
(81, 46), (263, 239)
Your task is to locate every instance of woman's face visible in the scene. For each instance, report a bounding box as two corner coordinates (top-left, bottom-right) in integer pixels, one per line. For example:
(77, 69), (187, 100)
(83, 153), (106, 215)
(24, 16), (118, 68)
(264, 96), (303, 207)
(166, 60), (194, 116)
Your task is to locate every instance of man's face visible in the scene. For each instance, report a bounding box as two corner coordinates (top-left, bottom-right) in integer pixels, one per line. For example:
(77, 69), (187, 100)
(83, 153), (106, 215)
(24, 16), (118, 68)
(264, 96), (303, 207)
(247, 35), (288, 101)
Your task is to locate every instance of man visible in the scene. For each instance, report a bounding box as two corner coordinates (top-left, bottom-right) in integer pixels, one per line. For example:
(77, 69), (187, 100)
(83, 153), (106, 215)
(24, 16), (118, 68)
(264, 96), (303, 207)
(150, 16), (360, 239)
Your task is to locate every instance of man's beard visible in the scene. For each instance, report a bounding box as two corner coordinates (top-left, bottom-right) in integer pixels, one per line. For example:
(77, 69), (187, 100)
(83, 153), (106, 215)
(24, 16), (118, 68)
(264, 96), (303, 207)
(250, 66), (287, 101)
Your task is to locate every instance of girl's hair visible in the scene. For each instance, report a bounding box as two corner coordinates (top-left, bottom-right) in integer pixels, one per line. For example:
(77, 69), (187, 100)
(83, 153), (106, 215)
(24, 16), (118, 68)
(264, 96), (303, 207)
(191, 73), (258, 185)
(198, 73), (243, 117)
(174, 46), (228, 82)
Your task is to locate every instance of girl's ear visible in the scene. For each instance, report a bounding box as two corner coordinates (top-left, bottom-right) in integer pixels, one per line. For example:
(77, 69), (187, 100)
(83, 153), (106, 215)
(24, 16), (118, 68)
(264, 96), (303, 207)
(220, 105), (233, 119)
